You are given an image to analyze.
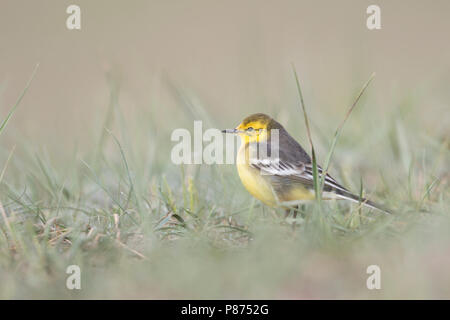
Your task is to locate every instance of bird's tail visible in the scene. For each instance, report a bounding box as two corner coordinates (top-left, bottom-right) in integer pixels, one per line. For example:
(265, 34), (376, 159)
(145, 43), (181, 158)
(334, 189), (392, 215)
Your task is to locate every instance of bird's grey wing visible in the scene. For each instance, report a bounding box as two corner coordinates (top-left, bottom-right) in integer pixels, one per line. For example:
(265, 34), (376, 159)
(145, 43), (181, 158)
(248, 139), (351, 194)
(248, 134), (391, 213)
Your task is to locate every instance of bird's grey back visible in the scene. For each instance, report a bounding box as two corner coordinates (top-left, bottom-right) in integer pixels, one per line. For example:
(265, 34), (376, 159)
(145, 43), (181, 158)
(269, 119), (311, 165)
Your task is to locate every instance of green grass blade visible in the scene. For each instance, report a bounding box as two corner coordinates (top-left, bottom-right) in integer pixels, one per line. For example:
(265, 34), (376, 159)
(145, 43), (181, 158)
(0, 63), (39, 136)
(105, 128), (136, 210)
(292, 64), (321, 203)
(319, 73), (375, 193)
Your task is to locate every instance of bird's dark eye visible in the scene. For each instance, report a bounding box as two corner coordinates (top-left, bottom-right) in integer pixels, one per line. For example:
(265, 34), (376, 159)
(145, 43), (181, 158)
(247, 127), (254, 131)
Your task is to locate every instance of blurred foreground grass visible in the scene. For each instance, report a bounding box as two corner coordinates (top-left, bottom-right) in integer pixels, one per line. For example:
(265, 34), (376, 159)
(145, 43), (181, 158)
(0, 70), (449, 299)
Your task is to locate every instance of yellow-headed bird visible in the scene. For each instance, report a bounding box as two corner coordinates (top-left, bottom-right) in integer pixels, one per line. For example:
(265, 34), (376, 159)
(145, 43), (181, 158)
(222, 113), (390, 215)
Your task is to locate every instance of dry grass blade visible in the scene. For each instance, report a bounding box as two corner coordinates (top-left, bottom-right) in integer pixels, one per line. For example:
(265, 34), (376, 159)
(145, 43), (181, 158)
(0, 145), (16, 185)
(115, 239), (148, 260)
(0, 201), (13, 236)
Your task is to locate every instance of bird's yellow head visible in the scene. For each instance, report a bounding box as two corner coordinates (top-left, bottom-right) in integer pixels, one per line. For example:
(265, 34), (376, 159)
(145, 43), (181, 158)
(222, 113), (277, 144)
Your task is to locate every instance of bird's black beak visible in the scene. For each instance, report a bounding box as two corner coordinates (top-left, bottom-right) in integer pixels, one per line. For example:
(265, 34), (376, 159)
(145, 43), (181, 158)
(221, 129), (237, 134)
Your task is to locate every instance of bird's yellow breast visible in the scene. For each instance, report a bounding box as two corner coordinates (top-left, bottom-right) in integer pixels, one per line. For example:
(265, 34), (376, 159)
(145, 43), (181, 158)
(236, 143), (316, 207)
(236, 144), (277, 207)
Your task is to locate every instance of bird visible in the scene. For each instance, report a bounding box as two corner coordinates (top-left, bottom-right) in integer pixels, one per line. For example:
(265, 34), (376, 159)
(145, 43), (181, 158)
(222, 113), (391, 218)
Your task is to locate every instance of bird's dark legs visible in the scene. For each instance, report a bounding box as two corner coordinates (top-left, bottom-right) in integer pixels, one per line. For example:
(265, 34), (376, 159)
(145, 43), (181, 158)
(285, 206), (299, 231)
(284, 208), (291, 220)
(292, 205), (298, 231)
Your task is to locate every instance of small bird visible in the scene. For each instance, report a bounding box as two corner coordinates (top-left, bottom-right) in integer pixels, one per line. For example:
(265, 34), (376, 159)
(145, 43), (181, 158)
(222, 113), (390, 216)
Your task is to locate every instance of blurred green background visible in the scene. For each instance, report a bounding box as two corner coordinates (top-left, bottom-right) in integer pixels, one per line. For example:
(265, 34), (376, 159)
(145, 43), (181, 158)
(0, 0), (449, 299)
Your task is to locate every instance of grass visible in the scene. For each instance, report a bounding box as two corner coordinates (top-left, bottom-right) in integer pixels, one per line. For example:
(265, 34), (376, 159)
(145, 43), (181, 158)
(0, 67), (449, 299)
(0, 64), (39, 137)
